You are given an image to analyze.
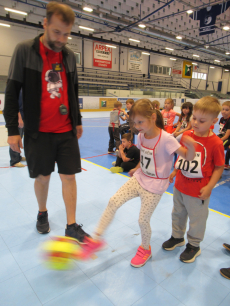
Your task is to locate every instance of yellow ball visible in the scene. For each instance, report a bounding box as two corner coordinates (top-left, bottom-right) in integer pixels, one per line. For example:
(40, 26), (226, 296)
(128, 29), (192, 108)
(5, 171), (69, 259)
(41, 236), (83, 270)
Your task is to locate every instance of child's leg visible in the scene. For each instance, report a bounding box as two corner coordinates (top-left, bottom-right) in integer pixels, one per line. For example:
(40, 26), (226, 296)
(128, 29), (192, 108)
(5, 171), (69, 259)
(172, 187), (188, 239)
(95, 176), (140, 236)
(108, 127), (115, 151)
(120, 161), (138, 172)
(115, 156), (123, 167)
(113, 128), (120, 150)
(138, 190), (162, 249)
(225, 148), (230, 166)
(185, 195), (210, 247)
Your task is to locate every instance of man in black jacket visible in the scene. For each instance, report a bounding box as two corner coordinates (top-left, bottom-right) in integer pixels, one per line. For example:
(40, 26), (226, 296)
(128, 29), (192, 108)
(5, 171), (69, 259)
(4, 2), (90, 243)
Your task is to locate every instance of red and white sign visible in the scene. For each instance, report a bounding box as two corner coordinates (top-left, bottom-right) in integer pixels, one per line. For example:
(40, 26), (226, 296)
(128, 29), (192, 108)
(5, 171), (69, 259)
(93, 42), (112, 68)
(172, 69), (182, 75)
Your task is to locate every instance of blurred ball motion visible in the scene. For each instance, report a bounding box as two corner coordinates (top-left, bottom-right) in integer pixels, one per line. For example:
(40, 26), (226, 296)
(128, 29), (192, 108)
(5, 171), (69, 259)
(41, 236), (84, 270)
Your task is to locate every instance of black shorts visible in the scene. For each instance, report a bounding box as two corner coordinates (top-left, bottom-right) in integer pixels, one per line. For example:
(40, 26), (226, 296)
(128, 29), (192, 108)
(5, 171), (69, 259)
(24, 131), (81, 178)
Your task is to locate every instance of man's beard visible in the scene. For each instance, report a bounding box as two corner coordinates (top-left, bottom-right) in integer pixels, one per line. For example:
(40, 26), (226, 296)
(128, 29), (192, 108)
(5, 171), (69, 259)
(46, 32), (65, 52)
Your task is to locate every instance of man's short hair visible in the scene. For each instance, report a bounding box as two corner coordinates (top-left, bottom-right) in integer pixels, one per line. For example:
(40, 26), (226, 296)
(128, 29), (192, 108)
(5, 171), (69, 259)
(222, 101), (230, 108)
(114, 101), (122, 108)
(121, 133), (132, 142)
(126, 99), (134, 105)
(193, 96), (221, 118)
(46, 1), (75, 25)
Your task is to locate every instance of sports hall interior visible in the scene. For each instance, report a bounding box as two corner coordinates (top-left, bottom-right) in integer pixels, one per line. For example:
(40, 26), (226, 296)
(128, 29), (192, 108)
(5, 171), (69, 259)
(0, 0), (230, 305)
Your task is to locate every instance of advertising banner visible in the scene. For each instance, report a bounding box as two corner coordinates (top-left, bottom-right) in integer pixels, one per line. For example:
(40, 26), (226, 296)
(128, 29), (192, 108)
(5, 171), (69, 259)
(93, 42), (112, 69)
(182, 61), (193, 78)
(99, 98), (118, 109)
(128, 49), (143, 72)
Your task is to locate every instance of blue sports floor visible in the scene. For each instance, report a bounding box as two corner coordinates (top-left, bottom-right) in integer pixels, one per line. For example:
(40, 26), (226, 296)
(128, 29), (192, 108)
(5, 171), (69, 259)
(0, 112), (230, 306)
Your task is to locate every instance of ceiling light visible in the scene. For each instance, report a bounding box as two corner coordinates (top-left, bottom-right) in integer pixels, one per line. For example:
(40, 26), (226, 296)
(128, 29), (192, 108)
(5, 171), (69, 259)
(165, 47), (174, 51)
(192, 63), (197, 65)
(83, 7), (93, 12)
(79, 26), (94, 31)
(142, 52), (150, 55)
(68, 37), (72, 40)
(225, 69), (229, 71)
(193, 54), (200, 57)
(187, 10), (193, 14)
(170, 58), (176, 60)
(205, 45), (209, 49)
(214, 59), (220, 62)
(176, 36), (182, 40)
(223, 26), (230, 31)
(0, 23), (10, 27)
(210, 66), (215, 69)
(226, 52), (230, 55)
(138, 24), (146, 28)
(4, 7), (27, 15)
(106, 44), (117, 48)
(129, 38), (140, 43)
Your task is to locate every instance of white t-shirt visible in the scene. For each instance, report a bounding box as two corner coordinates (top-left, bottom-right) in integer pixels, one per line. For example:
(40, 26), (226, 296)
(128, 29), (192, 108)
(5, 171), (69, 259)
(134, 130), (181, 194)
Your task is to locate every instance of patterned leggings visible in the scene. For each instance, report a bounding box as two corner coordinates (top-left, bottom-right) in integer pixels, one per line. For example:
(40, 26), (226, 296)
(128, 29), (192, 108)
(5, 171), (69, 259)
(96, 176), (162, 249)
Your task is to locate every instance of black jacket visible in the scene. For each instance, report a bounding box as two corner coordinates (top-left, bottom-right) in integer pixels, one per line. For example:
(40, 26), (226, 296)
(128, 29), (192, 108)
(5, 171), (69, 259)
(4, 34), (81, 138)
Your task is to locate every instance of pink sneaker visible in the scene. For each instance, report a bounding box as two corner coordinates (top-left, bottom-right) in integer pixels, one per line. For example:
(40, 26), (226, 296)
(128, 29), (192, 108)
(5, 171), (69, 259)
(81, 236), (105, 259)
(130, 246), (152, 268)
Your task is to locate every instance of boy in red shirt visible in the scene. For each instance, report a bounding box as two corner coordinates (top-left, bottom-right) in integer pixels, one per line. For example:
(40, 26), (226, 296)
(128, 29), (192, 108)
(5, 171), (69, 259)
(161, 98), (180, 133)
(162, 96), (225, 263)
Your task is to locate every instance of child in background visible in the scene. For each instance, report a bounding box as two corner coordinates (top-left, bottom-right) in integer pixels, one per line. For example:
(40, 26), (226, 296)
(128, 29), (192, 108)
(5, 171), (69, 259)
(119, 99), (135, 136)
(84, 99), (195, 268)
(162, 96), (225, 263)
(161, 98), (180, 133)
(152, 100), (160, 110)
(108, 101), (125, 154)
(173, 102), (193, 142)
(217, 101), (230, 169)
(110, 133), (140, 173)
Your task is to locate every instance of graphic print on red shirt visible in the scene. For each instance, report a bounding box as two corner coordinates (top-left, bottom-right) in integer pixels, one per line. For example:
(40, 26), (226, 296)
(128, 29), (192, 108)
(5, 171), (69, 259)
(39, 40), (72, 133)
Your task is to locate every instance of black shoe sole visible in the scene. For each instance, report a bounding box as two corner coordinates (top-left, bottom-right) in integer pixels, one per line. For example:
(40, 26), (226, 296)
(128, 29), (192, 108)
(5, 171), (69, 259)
(223, 244), (230, 252)
(180, 249), (201, 263)
(65, 234), (87, 245)
(163, 240), (185, 251)
(220, 270), (230, 280)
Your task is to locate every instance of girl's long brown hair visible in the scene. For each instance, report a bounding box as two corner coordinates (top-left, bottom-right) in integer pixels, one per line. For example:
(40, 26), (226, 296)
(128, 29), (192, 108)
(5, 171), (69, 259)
(129, 99), (165, 131)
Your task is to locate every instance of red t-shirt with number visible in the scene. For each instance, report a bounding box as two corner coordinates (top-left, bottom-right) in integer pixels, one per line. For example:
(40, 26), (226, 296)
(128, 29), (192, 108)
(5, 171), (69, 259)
(174, 130), (224, 198)
(39, 41), (72, 133)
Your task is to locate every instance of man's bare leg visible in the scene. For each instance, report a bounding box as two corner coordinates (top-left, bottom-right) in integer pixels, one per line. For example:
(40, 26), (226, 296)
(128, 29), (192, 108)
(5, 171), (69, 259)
(34, 174), (51, 211)
(59, 174), (76, 225)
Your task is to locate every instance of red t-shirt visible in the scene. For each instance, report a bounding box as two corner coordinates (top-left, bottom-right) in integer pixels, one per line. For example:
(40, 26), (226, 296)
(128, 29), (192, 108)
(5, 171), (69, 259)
(175, 130), (225, 198)
(39, 41), (72, 133)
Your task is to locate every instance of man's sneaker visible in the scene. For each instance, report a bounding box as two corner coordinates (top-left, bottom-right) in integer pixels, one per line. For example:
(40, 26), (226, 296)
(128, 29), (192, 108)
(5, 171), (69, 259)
(65, 223), (90, 244)
(130, 246), (152, 268)
(36, 211), (50, 234)
(112, 161), (116, 166)
(220, 268), (230, 280)
(162, 236), (185, 251)
(223, 243), (230, 251)
(110, 166), (124, 173)
(21, 157), (26, 161)
(180, 243), (201, 263)
(81, 237), (105, 259)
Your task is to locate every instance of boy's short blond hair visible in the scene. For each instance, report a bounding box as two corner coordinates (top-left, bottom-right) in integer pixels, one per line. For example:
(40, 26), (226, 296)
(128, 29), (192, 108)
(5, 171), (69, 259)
(152, 100), (160, 109)
(165, 98), (174, 107)
(193, 96), (221, 118)
(114, 101), (122, 108)
(126, 99), (134, 105)
(222, 101), (230, 108)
